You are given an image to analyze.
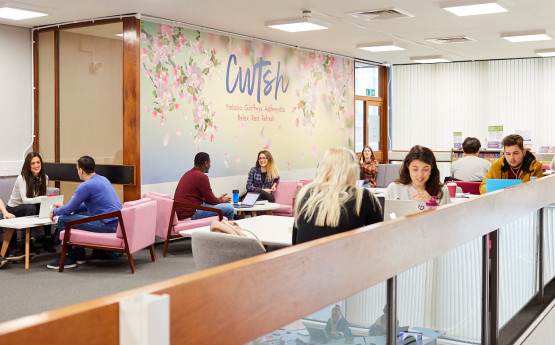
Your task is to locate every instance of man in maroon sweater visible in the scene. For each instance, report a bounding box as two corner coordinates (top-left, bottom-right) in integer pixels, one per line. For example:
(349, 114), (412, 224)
(174, 152), (235, 220)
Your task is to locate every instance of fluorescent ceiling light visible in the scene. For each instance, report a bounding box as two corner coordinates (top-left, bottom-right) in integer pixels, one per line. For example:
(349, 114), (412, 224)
(501, 30), (551, 42)
(411, 55), (451, 63)
(357, 41), (405, 52)
(441, 0), (507, 16)
(535, 49), (555, 57)
(266, 13), (330, 33)
(0, 3), (47, 20)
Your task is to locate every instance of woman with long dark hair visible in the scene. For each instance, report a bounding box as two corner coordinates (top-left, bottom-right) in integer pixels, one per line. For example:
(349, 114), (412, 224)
(384, 145), (450, 205)
(6, 152), (54, 259)
(359, 145), (378, 187)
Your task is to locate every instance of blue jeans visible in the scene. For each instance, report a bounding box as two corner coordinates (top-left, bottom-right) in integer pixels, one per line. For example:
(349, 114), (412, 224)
(57, 211), (117, 233)
(191, 203), (235, 221)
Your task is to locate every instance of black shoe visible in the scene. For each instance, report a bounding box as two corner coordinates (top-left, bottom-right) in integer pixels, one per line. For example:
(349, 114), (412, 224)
(42, 238), (56, 253)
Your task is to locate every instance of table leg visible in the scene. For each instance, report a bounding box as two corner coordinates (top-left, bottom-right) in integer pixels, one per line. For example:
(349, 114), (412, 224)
(265, 210), (273, 215)
(1, 228), (14, 257)
(238, 212), (245, 219)
(25, 228), (30, 269)
(252, 211), (258, 217)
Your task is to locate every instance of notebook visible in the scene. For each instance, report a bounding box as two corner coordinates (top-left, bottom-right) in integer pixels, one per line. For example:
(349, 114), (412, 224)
(234, 192), (260, 208)
(383, 200), (425, 221)
(485, 179), (522, 193)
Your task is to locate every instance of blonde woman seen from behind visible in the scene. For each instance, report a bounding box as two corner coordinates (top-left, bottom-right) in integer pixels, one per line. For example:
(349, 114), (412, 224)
(293, 147), (383, 245)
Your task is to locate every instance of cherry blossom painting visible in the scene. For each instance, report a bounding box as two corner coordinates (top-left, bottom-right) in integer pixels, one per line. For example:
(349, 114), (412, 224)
(140, 21), (354, 185)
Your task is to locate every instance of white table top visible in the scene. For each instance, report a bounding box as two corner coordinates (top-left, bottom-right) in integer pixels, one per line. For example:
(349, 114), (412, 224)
(0, 216), (55, 229)
(179, 215), (294, 246)
(366, 187), (388, 195)
(233, 202), (281, 212)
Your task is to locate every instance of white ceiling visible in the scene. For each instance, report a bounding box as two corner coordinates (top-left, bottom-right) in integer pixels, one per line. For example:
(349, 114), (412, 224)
(3, 0), (555, 65)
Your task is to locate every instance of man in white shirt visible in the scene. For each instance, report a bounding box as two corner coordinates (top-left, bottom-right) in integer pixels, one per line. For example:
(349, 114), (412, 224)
(451, 137), (491, 181)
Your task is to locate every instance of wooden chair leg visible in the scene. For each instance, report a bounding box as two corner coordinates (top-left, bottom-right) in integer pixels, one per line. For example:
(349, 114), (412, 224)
(1, 228), (14, 257)
(127, 253), (135, 273)
(163, 238), (169, 257)
(149, 245), (157, 262)
(59, 244), (67, 273)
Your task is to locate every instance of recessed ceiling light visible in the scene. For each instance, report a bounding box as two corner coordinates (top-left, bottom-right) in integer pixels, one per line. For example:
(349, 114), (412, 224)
(0, 2), (47, 20)
(115, 33), (123, 37)
(441, 0), (507, 16)
(266, 10), (331, 33)
(535, 49), (555, 57)
(411, 55), (451, 63)
(357, 41), (405, 52)
(501, 30), (551, 42)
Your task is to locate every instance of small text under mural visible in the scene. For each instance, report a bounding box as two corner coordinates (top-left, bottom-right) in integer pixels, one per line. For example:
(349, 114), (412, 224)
(226, 103), (286, 122)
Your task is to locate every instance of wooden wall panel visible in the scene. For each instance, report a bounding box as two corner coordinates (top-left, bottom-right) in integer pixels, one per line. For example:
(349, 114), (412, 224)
(122, 17), (141, 201)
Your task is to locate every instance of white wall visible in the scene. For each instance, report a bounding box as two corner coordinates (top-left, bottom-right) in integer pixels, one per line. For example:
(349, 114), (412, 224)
(0, 24), (33, 175)
(391, 58), (555, 151)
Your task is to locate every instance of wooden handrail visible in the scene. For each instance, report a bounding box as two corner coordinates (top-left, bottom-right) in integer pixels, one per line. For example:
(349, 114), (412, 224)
(1, 176), (554, 344)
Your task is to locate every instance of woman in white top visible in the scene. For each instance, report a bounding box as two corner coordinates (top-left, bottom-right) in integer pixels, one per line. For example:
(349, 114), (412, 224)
(385, 145), (450, 205)
(6, 152), (54, 255)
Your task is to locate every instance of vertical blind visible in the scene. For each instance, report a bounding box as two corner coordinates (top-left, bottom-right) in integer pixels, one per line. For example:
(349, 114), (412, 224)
(391, 58), (555, 150)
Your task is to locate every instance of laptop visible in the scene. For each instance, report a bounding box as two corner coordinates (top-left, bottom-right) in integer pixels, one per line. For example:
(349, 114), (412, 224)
(383, 200), (425, 221)
(485, 178), (522, 193)
(305, 326), (328, 343)
(38, 195), (64, 218)
(5, 195), (64, 226)
(234, 192), (260, 208)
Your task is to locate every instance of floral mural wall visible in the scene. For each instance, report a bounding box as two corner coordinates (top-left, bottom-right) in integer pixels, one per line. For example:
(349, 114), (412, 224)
(140, 21), (354, 184)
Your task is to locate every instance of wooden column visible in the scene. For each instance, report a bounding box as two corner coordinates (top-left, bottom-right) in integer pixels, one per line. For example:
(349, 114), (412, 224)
(122, 17), (141, 201)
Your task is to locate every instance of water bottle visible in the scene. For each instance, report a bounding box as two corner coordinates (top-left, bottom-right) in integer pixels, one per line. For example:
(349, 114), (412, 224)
(426, 196), (439, 209)
(232, 189), (239, 204)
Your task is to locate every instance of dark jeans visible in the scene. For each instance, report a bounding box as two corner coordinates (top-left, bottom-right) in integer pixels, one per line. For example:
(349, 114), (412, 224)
(254, 189), (275, 203)
(6, 203), (46, 249)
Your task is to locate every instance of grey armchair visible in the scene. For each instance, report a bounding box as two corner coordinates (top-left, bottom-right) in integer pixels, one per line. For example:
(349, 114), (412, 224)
(191, 232), (265, 270)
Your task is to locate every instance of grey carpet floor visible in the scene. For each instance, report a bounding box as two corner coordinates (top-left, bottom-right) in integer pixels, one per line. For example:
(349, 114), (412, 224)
(0, 239), (197, 323)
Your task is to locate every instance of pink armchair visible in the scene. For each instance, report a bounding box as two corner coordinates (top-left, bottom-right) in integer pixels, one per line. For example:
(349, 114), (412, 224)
(59, 198), (158, 273)
(143, 192), (225, 257)
(272, 181), (302, 217)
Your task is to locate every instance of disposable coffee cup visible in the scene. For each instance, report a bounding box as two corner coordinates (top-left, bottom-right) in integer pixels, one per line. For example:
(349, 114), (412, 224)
(232, 189), (239, 204)
(446, 182), (457, 198)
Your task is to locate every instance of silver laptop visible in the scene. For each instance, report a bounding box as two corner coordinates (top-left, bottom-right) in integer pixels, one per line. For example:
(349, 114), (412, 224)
(38, 195), (64, 218)
(234, 192), (260, 208)
(383, 200), (425, 221)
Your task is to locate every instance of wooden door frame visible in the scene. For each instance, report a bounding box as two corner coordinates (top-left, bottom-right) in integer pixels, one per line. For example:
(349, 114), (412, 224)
(33, 17), (141, 201)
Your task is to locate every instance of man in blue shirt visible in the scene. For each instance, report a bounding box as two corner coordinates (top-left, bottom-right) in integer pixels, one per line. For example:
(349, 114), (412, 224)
(47, 156), (122, 269)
